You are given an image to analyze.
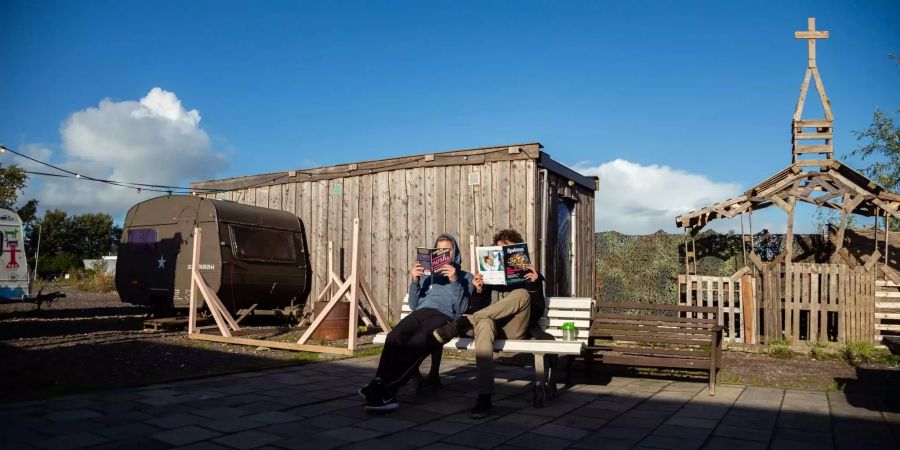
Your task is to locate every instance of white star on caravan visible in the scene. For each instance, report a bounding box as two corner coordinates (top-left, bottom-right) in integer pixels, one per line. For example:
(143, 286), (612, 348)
(157, 255), (166, 269)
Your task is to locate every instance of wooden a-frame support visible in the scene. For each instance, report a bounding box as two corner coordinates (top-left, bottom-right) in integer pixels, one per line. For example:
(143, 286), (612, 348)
(188, 218), (390, 355)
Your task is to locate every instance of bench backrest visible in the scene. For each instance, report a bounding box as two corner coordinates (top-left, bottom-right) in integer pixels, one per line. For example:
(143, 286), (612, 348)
(400, 295), (593, 345)
(593, 302), (719, 346)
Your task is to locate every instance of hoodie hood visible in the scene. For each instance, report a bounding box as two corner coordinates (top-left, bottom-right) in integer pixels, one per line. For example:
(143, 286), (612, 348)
(435, 233), (463, 267)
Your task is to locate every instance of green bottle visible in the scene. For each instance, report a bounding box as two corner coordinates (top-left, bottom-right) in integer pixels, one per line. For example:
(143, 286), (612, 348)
(562, 322), (577, 341)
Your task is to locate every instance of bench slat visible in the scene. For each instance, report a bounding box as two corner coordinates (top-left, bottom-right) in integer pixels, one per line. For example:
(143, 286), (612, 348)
(591, 333), (711, 346)
(595, 318), (718, 330)
(598, 354), (712, 369)
(548, 297), (594, 309)
(371, 332), (583, 355)
(547, 310), (593, 319)
(589, 344), (710, 359)
(548, 319), (591, 328)
(596, 302), (718, 314)
(593, 323), (715, 335)
(597, 312), (719, 325)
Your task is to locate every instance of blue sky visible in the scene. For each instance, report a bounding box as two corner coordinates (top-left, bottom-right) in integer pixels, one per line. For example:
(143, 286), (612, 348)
(1, 0), (898, 233)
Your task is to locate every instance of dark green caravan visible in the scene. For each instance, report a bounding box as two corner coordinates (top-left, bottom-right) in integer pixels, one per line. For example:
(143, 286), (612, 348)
(116, 195), (310, 314)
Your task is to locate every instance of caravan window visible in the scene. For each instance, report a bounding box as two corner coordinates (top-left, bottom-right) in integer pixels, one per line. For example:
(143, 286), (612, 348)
(230, 225), (296, 263)
(126, 229), (157, 251)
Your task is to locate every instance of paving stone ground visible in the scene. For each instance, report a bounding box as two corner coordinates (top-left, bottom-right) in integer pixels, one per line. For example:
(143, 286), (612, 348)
(2, 356), (897, 449)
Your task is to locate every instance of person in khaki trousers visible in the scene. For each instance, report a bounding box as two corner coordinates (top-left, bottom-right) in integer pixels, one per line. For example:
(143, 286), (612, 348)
(432, 229), (547, 418)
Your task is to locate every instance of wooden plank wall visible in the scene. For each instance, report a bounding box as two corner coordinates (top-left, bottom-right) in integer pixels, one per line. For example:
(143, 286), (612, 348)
(678, 275), (745, 343)
(208, 160), (561, 322)
(759, 263), (875, 344)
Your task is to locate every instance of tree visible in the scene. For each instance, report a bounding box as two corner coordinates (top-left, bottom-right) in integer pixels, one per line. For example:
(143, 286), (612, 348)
(849, 55), (900, 191)
(0, 163), (28, 210)
(850, 108), (900, 190)
(27, 209), (122, 277)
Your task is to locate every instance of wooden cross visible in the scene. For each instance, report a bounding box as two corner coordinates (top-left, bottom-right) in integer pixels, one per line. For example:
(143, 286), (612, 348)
(795, 17), (829, 68)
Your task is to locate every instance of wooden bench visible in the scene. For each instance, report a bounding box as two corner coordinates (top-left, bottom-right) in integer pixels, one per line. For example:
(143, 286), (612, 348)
(373, 296), (593, 406)
(586, 302), (723, 395)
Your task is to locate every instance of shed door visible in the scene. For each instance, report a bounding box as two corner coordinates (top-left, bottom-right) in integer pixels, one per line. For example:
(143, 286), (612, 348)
(556, 197), (576, 296)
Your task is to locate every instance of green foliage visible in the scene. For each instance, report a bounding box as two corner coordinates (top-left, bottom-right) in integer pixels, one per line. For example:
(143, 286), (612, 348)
(809, 341), (832, 360)
(768, 339), (793, 359)
(850, 108), (900, 191)
(0, 163), (28, 209)
(28, 210), (122, 277)
(73, 260), (115, 293)
(841, 341), (891, 366)
(595, 231), (681, 304)
(37, 252), (81, 277)
(848, 55), (899, 196)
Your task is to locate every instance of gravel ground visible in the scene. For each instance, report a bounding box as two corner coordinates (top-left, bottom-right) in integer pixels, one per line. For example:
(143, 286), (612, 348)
(0, 286), (378, 403)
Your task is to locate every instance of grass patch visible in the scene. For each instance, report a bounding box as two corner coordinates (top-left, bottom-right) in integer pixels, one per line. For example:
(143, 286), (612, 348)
(354, 346), (384, 357)
(768, 339), (793, 359)
(809, 341), (834, 360)
(840, 341), (893, 366)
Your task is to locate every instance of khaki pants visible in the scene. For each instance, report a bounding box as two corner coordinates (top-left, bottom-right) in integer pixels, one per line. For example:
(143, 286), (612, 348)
(466, 289), (531, 394)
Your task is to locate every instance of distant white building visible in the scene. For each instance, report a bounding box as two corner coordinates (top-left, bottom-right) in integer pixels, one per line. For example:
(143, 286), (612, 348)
(82, 256), (117, 275)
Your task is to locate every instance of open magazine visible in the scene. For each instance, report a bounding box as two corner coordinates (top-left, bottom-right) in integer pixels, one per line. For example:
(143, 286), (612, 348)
(475, 243), (531, 285)
(416, 247), (452, 276)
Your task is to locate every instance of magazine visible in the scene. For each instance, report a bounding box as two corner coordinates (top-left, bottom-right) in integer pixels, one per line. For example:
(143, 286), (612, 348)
(416, 247), (452, 276)
(475, 243), (531, 285)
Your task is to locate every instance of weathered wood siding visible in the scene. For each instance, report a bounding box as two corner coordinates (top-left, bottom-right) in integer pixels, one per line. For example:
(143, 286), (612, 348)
(206, 162), (551, 320)
(199, 144), (597, 320)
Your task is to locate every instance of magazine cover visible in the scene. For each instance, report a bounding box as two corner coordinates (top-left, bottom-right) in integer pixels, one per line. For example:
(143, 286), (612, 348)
(502, 243), (531, 285)
(416, 247), (452, 276)
(431, 247), (452, 273)
(476, 246), (505, 285)
(416, 247), (433, 275)
(476, 243), (531, 285)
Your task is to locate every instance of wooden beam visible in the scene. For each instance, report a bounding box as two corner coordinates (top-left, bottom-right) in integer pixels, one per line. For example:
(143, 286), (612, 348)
(770, 195), (793, 213)
(189, 334), (354, 355)
(730, 266), (750, 282)
(748, 252), (764, 271)
(784, 194), (797, 264)
(864, 250), (882, 271)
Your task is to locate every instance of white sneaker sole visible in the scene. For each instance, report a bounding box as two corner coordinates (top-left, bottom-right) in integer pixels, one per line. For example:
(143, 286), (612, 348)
(365, 402), (399, 411)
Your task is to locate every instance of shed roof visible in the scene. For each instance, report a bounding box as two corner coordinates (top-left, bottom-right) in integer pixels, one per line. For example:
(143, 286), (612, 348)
(190, 142), (598, 192)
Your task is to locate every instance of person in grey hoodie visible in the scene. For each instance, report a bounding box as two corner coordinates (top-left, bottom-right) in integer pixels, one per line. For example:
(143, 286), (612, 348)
(359, 233), (473, 411)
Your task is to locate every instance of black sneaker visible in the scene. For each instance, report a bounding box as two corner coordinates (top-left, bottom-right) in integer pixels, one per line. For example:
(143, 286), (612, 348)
(470, 394), (492, 419)
(433, 317), (471, 344)
(364, 393), (399, 412)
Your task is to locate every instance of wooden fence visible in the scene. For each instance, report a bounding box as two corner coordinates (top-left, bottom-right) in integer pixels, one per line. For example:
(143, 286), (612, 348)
(761, 263), (874, 344)
(874, 279), (900, 343)
(680, 263), (876, 345)
(678, 275), (752, 344)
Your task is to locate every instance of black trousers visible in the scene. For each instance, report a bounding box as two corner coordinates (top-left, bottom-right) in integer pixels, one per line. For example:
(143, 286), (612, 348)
(376, 308), (452, 391)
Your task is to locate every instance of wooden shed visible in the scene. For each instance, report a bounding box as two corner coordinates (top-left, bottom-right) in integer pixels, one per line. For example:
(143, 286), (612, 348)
(190, 142), (598, 321)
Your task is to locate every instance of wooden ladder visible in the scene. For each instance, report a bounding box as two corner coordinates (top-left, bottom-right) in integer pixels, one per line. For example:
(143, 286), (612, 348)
(792, 18), (834, 168)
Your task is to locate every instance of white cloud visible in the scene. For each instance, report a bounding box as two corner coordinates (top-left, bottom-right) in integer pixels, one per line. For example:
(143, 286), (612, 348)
(573, 159), (742, 234)
(26, 88), (227, 216)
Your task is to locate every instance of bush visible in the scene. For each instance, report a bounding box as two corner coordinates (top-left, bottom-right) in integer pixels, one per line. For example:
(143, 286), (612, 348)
(809, 341), (832, 360)
(841, 341), (890, 366)
(37, 252), (80, 278)
(768, 339), (793, 359)
(74, 260), (115, 293)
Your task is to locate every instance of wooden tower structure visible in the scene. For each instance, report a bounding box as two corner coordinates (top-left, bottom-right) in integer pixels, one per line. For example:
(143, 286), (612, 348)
(792, 18), (834, 167)
(675, 18), (900, 346)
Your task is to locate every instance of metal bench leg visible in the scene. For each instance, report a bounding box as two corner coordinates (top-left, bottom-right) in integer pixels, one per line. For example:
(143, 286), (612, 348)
(533, 353), (558, 408)
(533, 353), (547, 408)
